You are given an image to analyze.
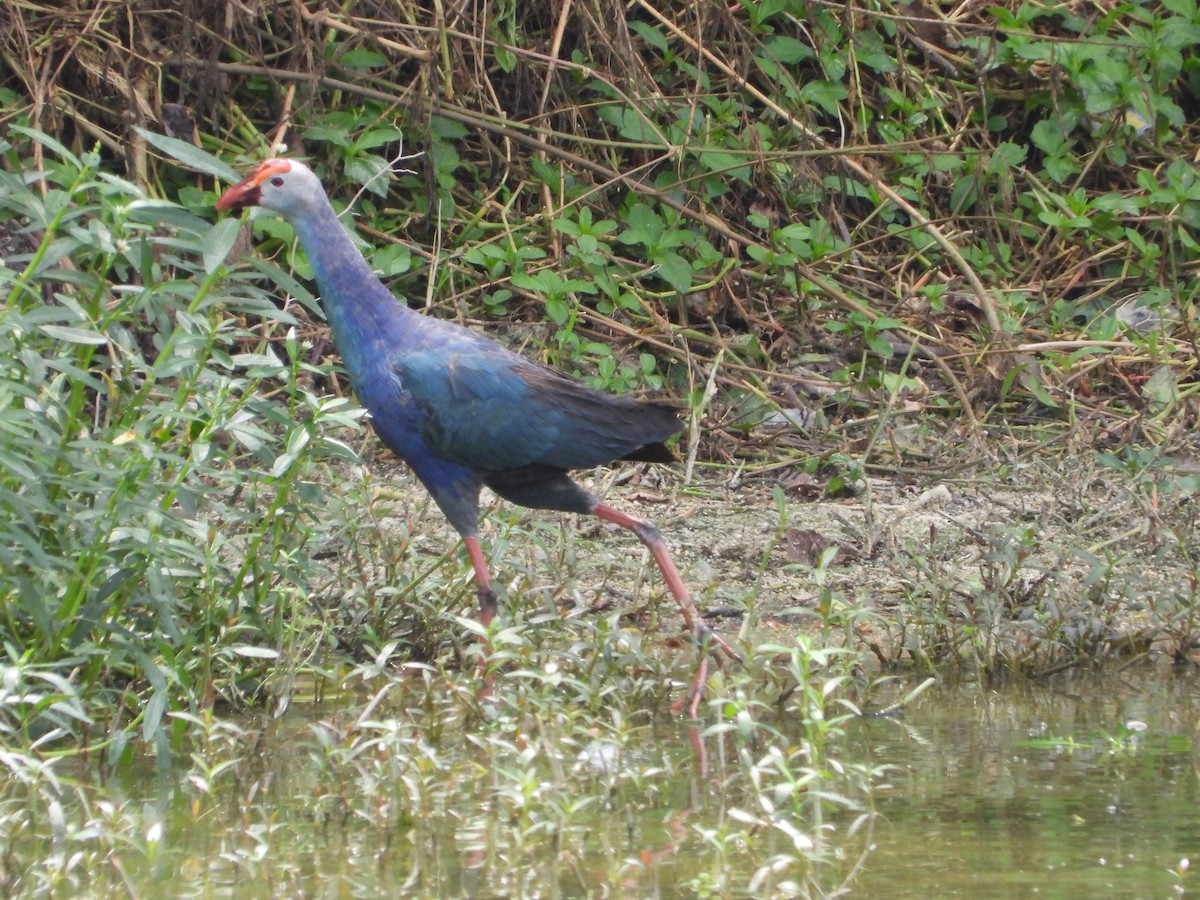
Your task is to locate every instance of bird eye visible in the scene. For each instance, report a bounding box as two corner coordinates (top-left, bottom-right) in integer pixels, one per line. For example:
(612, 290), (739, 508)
(270, 176), (284, 187)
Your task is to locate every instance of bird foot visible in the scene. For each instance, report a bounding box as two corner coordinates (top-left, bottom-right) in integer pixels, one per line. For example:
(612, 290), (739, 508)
(694, 621), (743, 665)
(669, 624), (741, 719)
(478, 585), (498, 628)
(671, 655), (710, 719)
(475, 583), (498, 689)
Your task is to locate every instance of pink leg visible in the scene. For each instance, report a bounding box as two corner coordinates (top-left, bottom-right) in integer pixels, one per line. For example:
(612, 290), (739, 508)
(593, 503), (742, 712)
(464, 536), (497, 626)
(464, 536), (497, 689)
(670, 655), (709, 718)
(593, 504), (740, 656)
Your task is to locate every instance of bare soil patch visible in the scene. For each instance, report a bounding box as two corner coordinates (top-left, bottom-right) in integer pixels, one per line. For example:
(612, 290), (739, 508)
(340, 437), (1199, 677)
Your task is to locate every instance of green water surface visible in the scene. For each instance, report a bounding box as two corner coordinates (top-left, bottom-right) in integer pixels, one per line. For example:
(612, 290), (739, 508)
(2, 668), (1196, 897)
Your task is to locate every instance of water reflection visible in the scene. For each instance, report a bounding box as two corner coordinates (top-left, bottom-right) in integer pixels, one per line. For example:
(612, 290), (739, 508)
(2, 667), (1197, 897)
(855, 668), (1200, 897)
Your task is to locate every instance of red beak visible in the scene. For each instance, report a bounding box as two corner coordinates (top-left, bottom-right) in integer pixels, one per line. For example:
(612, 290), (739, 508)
(215, 158), (293, 211)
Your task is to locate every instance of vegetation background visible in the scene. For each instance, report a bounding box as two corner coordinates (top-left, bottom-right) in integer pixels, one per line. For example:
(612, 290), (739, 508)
(0, 0), (1198, 891)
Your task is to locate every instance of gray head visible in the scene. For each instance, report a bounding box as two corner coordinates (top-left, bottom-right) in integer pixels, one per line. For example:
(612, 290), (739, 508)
(215, 158), (328, 220)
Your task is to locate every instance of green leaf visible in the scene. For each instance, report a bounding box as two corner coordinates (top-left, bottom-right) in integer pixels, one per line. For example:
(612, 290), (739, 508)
(344, 156), (390, 196)
(142, 688), (168, 742)
(353, 126), (405, 152)
(545, 295), (569, 324)
(993, 141), (1028, 167)
(337, 47), (388, 69)
(621, 203), (664, 246)
(950, 177), (977, 214)
(553, 216), (581, 236)
(203, 217), (244, 274)
(1142, 365), (1179, 408)
(777, 223), (812, 255)
(1043, 155), (1080, 183)
(800, 81), (849, 117)
(699, 150), (751, 182)
(864, 332), (894, 358)
(1023, 371), (1060, 409)
(601, 106), (663, 144)
(39, 324), (108, 345)
(231, 352), (284, 370)
(762, 35), (813, 64)
(739, 0), (792, 27)
(9, 125), (83, 168)
(372, 243), (411, 277)
(629, 21), (669, 53)
(230, 645), (281, 659)
(486, 288), (512, 312)
(133, 127), (242, 182)
(495, 45), (517, 72)
(430, 116), (469, 139)
(822, 174), (873, 200)
(653, 252), (694, 293)
(1030, 120), (1070, 157)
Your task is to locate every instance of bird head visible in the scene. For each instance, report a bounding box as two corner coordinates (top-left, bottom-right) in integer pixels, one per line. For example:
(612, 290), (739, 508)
(216, 158), (323, 218)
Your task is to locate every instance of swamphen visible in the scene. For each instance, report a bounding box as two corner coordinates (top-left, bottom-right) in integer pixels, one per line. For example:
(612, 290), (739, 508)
(216, 159), (740, 714)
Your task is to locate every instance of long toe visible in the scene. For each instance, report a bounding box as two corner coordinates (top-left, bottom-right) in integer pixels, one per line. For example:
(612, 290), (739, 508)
(671, 655), (710, 718)
(697, 623), (743, 664)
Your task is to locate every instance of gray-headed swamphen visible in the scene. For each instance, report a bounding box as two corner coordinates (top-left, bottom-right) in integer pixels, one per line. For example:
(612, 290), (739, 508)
(216, 159), (741, 715)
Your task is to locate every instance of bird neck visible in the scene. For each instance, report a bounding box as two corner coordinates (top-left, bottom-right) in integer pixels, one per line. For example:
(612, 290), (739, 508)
(288, 197), (413, 362)
(289, 201), (383, 307)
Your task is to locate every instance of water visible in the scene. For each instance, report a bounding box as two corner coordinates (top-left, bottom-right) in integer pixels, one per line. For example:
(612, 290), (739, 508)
(2, 667), (1197, 897)
(856, 670), (1200, 898)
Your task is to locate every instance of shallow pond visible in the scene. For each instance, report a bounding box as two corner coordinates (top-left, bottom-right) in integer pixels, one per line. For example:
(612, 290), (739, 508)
(3, 666), (1198, 897)
(856, 670), (1199, 898)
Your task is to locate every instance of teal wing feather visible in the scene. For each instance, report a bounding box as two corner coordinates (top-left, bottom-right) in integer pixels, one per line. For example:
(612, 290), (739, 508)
(393, 348), (681, 474)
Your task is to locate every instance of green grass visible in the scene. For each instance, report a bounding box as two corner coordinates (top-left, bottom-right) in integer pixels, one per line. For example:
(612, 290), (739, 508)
(1, 0), (1199, 892)
(0, 132), (365, 752)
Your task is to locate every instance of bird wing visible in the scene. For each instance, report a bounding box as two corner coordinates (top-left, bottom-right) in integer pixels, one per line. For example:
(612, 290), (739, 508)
(393, 347), (680, 474)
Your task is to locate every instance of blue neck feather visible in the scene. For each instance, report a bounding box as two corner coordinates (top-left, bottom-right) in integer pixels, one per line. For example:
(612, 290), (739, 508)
(286, 199), (414, 391)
